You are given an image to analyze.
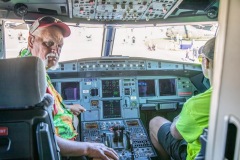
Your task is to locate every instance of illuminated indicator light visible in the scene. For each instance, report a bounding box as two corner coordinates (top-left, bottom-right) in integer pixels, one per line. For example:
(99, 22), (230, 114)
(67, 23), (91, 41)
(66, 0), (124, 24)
(146, 16), (149, 21)
(178, 92), (192, 95)
(163, 7), (167, 14)
(0, 127), (8, 136)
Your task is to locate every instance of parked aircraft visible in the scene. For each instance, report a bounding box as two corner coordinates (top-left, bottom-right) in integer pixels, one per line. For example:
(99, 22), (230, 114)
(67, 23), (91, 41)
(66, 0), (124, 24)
(165, 24), (216, 40)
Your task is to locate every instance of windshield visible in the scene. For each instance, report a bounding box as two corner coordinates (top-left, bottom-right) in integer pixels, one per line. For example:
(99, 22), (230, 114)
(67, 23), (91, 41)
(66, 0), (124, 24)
(4, 22), (217, 64)
(4, 23), (104, 61)
(60, 26), (104, 61)
(112, 23), (217, 63)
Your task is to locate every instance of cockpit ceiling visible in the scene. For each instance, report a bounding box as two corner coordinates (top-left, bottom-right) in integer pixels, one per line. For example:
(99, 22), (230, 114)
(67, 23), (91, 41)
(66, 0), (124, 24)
(0, 0), (218, 24)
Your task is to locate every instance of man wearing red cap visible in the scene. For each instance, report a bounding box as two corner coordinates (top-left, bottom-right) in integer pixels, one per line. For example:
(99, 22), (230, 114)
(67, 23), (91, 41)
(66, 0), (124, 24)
(19, 16), (118, 160)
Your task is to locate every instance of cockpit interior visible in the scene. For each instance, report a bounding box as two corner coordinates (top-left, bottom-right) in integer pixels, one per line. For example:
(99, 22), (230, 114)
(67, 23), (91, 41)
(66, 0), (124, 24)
(0, 0), (223, 160)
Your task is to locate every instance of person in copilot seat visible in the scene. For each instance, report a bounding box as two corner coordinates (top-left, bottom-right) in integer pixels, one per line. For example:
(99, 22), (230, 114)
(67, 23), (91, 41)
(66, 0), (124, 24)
(149, 37), (216, 160)
(19, 16), (118, 160)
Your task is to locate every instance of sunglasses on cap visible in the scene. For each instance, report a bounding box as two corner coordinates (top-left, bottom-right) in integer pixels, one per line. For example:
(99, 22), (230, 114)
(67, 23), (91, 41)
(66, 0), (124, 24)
(29, 16), (62, 35)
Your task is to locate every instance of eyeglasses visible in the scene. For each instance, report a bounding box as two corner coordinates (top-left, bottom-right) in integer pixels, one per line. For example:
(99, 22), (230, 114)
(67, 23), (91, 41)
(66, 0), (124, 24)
(198, 55), (203, 63)
(29, 16), (62, 35)
(198, 54), (209, 63)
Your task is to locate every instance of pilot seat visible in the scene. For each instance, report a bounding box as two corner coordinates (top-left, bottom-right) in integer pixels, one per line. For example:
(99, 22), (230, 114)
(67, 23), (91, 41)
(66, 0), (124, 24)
(0, 57), (60, 160)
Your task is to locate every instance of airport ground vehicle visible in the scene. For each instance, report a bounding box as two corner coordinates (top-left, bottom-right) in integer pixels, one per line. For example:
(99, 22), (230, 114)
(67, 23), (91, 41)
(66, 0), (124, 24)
(0, 0), (239, 160)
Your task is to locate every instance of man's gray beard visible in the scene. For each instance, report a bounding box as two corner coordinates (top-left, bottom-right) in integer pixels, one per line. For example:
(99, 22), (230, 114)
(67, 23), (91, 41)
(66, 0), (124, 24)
(45, 53), (59, 70)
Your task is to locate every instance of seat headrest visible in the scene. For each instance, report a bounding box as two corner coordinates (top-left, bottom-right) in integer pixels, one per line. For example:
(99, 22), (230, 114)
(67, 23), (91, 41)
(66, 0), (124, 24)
(0, 57), (46, 109)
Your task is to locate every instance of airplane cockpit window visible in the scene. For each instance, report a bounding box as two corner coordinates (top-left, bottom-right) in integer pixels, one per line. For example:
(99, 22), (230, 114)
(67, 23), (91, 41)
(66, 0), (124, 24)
(4, 22), (217, 63)
(112, 24), (218, 63)
(4, 24), (104, 61)
(4, 22), (29, 58)
(60, 25), (104, 61)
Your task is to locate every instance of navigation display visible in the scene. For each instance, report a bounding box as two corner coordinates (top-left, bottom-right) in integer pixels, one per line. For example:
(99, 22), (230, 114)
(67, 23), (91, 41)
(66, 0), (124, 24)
(138, 80), (156, 97)
(159, 79), (176, 96)
(102, 80), (120, 98)
(61, 82), (80, 100)
(103, 100), (121, 119)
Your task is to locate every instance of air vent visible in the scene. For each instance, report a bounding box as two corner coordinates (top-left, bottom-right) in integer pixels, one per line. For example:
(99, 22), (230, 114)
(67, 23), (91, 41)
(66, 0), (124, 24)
(38, 8), (58, 15)
(60, 6), (67, 14)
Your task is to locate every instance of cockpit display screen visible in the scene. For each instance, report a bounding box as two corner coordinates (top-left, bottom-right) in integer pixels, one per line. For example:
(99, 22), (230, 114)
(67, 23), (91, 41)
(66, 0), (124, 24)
(138, 80), (156, 97)
(159, 79), (176, 96)
(102, 80), (120, 98)
(61, 82), (80, 100)
(103, 100), (121, 119)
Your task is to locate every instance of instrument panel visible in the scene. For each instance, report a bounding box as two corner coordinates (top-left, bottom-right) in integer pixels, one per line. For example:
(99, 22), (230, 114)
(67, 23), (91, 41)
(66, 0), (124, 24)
(52, 76), (198, 121)
(82, 119), (156, 159)
(49, 58), (204, 159)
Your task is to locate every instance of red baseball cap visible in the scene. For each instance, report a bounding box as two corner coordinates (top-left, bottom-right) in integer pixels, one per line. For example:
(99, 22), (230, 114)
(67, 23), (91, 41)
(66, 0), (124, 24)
(29, 16), (71, 37)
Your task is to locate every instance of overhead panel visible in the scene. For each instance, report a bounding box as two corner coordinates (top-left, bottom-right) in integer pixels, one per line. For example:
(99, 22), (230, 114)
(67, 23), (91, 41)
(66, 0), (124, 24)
(0, 0), (68, 16)
(72, 0), (179, 21)
(0, 0), (218, 22)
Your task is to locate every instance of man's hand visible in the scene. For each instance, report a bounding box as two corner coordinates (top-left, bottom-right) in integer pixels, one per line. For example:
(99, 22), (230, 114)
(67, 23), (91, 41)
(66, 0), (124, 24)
(66, 104), (86, 115)
(57, 137), (119, 160)
(86, 143), (119, 160)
